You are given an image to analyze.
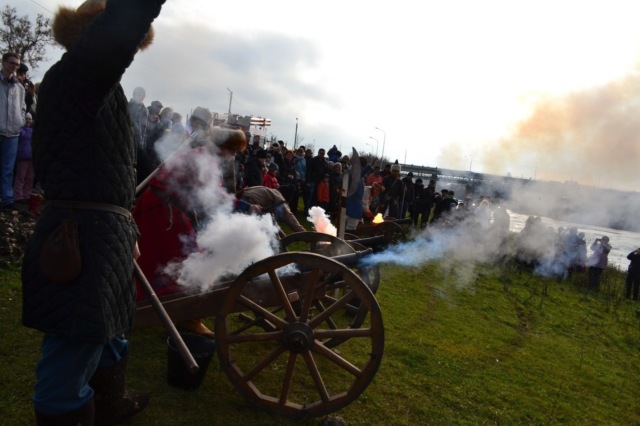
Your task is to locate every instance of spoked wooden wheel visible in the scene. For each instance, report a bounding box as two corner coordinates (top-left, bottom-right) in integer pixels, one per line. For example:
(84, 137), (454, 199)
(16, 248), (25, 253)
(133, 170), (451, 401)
(215, 252), (384, 419)
(279, 231), (356, 257)
(278, 232), (379, 344)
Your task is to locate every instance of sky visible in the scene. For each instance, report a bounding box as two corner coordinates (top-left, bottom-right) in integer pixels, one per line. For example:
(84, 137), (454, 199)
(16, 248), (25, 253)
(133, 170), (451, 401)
(20, 0), (640, 192)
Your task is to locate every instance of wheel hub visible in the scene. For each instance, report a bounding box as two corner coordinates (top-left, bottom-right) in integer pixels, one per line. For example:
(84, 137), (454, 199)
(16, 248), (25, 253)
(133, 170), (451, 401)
(283, 322), (314, 353)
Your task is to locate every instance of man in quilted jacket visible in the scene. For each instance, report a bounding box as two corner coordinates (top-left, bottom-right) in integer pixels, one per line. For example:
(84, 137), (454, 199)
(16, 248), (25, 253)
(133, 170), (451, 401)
(21, 0), (166, 423)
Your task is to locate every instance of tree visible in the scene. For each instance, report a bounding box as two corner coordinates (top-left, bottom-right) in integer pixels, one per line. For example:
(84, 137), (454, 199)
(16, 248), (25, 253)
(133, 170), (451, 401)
(0, 5), (54, 71)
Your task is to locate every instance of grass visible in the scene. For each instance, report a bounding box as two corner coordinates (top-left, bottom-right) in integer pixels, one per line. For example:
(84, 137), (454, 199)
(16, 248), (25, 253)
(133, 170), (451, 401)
(3, 253), (640, 425)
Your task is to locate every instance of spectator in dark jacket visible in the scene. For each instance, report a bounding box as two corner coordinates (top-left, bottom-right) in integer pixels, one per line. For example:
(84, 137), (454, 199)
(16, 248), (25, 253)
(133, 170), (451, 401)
(21, 0), (165, 423)
(245, 149), (268, 187)
(626, 248), (640, 301)
(306, 148), (328, 211)
(400, 172), (414, 219)
(376, 162), (402, 218)
(327, 144), (341, 162)
(411, 178), (429, 229)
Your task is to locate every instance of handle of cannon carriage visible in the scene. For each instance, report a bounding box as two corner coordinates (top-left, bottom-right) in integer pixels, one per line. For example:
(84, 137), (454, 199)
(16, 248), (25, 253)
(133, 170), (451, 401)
(133, 261), (200, 374)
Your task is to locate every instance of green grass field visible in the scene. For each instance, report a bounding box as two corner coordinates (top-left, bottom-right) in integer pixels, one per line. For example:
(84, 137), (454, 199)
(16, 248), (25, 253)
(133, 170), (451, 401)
(2, 253), (640, 425)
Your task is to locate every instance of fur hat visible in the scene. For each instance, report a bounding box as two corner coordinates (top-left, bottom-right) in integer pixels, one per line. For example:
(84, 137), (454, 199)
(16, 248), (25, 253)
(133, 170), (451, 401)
(210, 128), (247, 153)
(190, 107), (213, 126)
(390, 162), (401, 173)
(52, 0), (154, 51)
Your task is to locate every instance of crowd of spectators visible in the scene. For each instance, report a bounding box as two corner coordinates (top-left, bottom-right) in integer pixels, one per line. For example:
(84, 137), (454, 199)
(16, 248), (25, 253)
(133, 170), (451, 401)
(5, 69), (628, 294)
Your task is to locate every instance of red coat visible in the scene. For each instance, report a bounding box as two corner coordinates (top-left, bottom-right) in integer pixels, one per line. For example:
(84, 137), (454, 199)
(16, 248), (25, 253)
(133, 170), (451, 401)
(134, 147), (213, 301)
(263, 172), (279, 189)
(317, 180), (330, 203)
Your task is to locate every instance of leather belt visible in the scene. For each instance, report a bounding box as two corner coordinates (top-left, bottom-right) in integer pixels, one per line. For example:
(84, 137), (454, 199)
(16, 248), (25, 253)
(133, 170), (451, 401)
(43, 200), (132, 219)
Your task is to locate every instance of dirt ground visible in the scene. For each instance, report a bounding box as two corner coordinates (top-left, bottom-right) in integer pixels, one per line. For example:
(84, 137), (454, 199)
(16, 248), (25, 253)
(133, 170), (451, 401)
(0, 204), (37, 268)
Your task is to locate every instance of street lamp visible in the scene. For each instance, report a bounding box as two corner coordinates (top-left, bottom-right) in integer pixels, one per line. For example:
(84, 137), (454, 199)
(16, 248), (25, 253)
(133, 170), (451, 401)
(294, 117), (299, 149)
(375, 127), (386, 162)
(226, 87), (233, 114)
(368, 136), (379, 158)
(365, 142), (374, 153)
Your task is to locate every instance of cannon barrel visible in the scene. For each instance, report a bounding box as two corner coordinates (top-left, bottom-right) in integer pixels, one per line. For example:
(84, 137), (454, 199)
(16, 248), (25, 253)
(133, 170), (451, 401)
(328, 248), (373, 267)
(384, 217), (411, 225)
(348, 235), (387, 249)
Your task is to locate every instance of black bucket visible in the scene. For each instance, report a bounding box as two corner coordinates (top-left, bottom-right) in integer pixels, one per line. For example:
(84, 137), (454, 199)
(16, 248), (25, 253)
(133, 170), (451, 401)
(167, 333), (215, 390)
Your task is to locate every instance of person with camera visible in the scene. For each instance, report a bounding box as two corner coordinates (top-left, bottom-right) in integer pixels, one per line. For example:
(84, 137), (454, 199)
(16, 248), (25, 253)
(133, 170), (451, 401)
(625, 248), (640, 301)
(586, 235), (612, 292)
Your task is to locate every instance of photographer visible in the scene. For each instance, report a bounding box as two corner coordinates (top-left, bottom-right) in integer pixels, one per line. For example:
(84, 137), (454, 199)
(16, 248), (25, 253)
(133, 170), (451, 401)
(586, 235), (612, 292)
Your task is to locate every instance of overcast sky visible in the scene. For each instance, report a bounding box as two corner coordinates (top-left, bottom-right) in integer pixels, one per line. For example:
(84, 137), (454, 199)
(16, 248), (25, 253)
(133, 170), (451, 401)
(21, 0), (640, 192)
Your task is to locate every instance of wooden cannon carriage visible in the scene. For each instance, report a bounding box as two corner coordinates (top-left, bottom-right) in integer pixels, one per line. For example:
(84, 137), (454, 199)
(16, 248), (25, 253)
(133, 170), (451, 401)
(134, 232), (388, 419)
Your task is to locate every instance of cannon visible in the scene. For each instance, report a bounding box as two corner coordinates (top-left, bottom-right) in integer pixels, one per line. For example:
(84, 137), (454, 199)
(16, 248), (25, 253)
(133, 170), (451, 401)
(134, 243), (383, 419)
(133, 143), (388, 418)
(346, 217), (410, 244)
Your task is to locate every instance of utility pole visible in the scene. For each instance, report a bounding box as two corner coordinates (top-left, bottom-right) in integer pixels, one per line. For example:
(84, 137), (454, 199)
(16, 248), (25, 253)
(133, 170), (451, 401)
(226, 87), (233, 114)
(294, 118), (299, 149)
(375, 127), (386, 162)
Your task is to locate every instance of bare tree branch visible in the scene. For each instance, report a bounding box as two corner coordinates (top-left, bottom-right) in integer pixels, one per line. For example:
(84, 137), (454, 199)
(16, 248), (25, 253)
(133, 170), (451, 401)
(0, 5), (54, 71)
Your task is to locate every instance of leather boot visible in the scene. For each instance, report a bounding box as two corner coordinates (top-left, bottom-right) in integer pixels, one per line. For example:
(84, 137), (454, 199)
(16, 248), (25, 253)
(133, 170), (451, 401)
(177, 319), (215, 339)
(89, 353), (149, 425)
(35, 399), (95, 425)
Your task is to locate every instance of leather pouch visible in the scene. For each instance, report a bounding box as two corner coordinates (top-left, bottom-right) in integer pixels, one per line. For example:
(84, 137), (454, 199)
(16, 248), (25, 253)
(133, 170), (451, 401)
(38, 219), (82, 284)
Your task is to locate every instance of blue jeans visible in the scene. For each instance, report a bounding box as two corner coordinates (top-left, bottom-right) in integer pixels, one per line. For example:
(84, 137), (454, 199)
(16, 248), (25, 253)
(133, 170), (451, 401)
(0, 135), (19, 206)
(33, 334), (128, 416)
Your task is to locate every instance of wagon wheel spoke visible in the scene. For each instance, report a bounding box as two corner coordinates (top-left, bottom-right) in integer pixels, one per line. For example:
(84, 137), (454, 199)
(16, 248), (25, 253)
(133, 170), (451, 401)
(237, 294), (288, 329)
(243, 345), (288, 382)
(309, 291), (357, 329)
(312, 342), (361, 377)
(303, 352), (330, 402)
(268, 270), (297, 321)
(314, 328), (373, 340)
(300, 269), (320, 322)
(313, 300), (339, 331)
(232, 307), (283, 335)
(279, 352), (298, 404)
(226, 330), (282, 344)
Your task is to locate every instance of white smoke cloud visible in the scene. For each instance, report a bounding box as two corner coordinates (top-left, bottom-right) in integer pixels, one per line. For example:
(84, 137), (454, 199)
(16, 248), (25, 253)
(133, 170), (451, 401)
(157, 143), (281, 292)
(166, 212), (280, 292)
(307, 206), (337, 236)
